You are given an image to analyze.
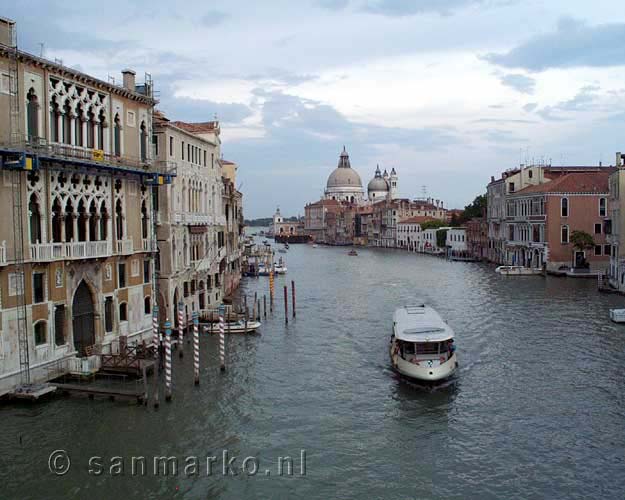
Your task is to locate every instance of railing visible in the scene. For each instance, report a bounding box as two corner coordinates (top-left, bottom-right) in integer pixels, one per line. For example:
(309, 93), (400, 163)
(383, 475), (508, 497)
(142, 238), (158, 252)
(0, 240), (6, 266)
(116, 239), (134, 255)
(174, 212), (213, 225)
(30, 240), (112, 261)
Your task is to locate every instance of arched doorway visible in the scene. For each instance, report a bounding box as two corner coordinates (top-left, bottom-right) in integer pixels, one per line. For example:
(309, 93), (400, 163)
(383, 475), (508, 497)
(72, 280), (95, 355)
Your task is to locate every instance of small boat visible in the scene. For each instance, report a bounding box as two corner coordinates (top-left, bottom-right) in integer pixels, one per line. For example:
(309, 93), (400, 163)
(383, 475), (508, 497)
(284, 243), (290, 249)
(312, 244), (318, 248)
(495, 265), (542, 276)
(390, 304), (458, 382)
(274, 257), (287, 274)
(222, 320), (261, 333)
(258, 264), (270, 276)
(348, 249), (358, 256)
(610, 309), (625, 323)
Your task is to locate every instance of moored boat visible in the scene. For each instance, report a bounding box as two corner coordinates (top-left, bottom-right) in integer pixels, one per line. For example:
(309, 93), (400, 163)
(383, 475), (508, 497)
(390, 304), (458, 382)
(609, 309), (625, 323)
(495, 265), (542, 276)
(221, 320), (261, 333)
(348, 249), (358, 256)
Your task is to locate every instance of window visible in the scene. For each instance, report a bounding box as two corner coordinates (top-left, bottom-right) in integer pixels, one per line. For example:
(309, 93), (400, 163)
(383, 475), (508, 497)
(187, 144), (191, 162)
(509, 182), (515, 193)
(528, 170), (533, 179)
(127, 110), (136, 127)
(29, 194), (42, 244)
(119, 302), (128, 322)
(131, 259), (140, 277)
(104, 297), (114, 332)
(182, 141), (185, 160)
(113, 113), (121, 156)
(561, 197), (568, 217)
(152, 134), (158, 157)
(54, 305), (66, 346)
(561, 225), (569, 243)
(594, 223), (602, 234)
(140, 122), (148, 161)
(605, 244), (611, 256)
(184, 281), (189, 297)
(118, 262), (126, 288)
(33, 272), (45, 303)
(26, 88), (39, 140)
(144, 296), (151, 315)
(595, 245), (602, 256)
(143, 260), (150, 283)
(211, 153), (214, 169)
(599, 197), (607, 217)
(34, 321), (47, 346)
(203, 150), (207, 166)
(169, 136), (173, 156)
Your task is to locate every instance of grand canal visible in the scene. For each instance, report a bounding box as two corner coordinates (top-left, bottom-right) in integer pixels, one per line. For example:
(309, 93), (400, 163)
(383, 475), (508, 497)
(3, 238), (625, 499)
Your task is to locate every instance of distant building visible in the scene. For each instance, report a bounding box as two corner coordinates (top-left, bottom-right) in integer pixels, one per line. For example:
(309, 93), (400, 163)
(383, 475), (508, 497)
(396, 216), (435, 251)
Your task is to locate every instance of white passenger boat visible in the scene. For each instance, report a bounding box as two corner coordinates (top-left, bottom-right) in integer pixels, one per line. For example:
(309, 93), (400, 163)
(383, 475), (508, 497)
(274, 257), (287, 274)
(257, 264), (270, 276)
(495, 265), (542, 276)
(390, 305), (458, 382)
(609, 309), (625, 323)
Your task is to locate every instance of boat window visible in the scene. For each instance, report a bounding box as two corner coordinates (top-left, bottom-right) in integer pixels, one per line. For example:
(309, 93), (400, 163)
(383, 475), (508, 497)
(402, 342), (415, 355)
(415, 343), (440, 355)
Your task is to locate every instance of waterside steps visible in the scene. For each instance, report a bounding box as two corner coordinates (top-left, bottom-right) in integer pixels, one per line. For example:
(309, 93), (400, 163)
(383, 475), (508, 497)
(10, 384), (57, 401)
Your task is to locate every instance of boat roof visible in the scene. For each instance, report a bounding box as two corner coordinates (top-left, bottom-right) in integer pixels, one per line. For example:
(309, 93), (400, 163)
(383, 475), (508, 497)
(393, 305), (455, 342)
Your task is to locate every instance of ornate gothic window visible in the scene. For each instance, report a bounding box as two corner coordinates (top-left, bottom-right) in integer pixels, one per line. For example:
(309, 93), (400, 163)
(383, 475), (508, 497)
(98, 110), (106, 150)
(29, 194), (42, 244)
(27, 88), (39, 141)
(62, 102), (72, 145)
(113, 113), (121, 156)
(75, 103), (84, 146)
(140, 121), (148, 162)
(115, 198), (124, 239)
(50, 99), (60, 142)
(87, 110), (95, 149)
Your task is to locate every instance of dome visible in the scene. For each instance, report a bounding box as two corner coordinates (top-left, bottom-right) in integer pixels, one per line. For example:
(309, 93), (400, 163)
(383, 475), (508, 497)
(327, 167), (362, 188)
(325, 147), (362, 189)
(367, 165), (389, 193)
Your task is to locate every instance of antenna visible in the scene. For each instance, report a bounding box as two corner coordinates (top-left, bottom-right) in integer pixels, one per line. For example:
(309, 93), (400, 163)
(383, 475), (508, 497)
(38, 42), (44, 58)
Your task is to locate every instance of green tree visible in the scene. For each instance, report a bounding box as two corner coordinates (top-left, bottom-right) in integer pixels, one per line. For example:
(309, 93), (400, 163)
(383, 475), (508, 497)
(421, 219), (447, 230)
(570, 230), (595, 251)
(436, 228), (448, 248)
(459, 194), (487, 223)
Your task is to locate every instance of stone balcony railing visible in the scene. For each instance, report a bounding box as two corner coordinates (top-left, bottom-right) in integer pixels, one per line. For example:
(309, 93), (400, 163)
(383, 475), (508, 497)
(30, 240), (112, 261)
(0, 240), (6, 266)
(116, 239), (134, 255)
(173, 212), (215, 225)
(142, 238), (158, 252)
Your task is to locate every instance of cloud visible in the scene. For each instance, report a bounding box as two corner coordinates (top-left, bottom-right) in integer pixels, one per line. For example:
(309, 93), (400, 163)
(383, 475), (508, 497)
(481, 129), (526, 143)
(362, 0), (486, 17)
(533, 85), (600, 121)
(200, 10), (229, 28)
(484, 17), (625, 71)
(316, 0), (350, 10)
(523, 102), (538, 113)
(500, 73), (535, 94)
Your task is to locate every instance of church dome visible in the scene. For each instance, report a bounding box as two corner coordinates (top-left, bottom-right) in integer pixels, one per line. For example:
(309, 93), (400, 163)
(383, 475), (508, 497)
(367, 165), (389, 193)
(326, 147), (362, 189)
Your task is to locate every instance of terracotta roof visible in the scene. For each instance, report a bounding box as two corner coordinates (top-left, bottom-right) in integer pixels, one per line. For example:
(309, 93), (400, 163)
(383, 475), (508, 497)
(398, 216), (436, 225)
(170, 121), (219, 133)
(219, 159), (236, 165)
(514, 171), (611, 195)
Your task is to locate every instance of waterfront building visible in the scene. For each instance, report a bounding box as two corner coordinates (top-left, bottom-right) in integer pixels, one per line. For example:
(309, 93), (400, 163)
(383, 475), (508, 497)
(0, 17), (174, 394)
(221, 163), (243, 297)
(272, 207), (304, 238)
(504, 170), (610, 272)
(607, 153), (625, 289)
(466, 217), (488, 261)
(446, 227), (468, 257)
(152, 113), (225, 326)
(396, 216), (435, 251)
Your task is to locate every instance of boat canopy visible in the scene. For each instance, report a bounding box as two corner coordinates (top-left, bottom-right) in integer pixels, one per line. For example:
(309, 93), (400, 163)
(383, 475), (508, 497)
(393, 304), (455, 342)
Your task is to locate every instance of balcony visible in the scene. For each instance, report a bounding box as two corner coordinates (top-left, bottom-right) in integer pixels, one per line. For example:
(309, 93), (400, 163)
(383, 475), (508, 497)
(116, 239), (134, 255)
(30, 241), (112, 261)
(0, 241), (6, 266)
(142, 238), (158, 252)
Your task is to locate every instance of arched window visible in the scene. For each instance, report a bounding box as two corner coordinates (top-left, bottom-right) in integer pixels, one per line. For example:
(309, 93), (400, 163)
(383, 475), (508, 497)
(86, 110), (95, 149)
(115, 199), (124, 239)
(140, 121), (147, 162)
(50, 99), (60, 142)
(26, 88), (39, 140)
(561, 197), (569, 217)
(100, 202), (108, 240)
(97, 110), (106, 150)
(141, 200), (148, 239)
(561, 225), (569, 243)
(89, 200), (97, 241)
(113, 113), (121, 156)
(144, 296), (151, 315)
(62, 102), (72, 144)
(52, 197), (62, 242)
(28, 194), (42, 244)
(77, 199), (87, 242)
(65, 200), (74, 242)
(119, 302), (128, 322)
(34, 320), (47, 346)
(75, 104), (84, 146)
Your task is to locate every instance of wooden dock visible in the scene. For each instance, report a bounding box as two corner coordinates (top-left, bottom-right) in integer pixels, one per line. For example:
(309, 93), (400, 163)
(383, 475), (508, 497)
(54, 382), (145, 402)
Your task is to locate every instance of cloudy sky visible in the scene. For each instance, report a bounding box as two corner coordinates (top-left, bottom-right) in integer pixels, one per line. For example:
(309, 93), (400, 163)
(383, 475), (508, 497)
(6, 1), (625, 216)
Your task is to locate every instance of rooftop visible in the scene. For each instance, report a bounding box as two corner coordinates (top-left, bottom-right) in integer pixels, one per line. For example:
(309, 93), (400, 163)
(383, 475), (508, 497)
(514, 170), (612, 195)
(398, 216), (437, 224)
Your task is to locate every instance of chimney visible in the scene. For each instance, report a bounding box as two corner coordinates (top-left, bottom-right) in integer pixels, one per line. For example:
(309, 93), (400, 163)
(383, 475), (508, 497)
(121, 69), (136, 91)
(617, 152), (623, 168)
(0, 17), (16, 47)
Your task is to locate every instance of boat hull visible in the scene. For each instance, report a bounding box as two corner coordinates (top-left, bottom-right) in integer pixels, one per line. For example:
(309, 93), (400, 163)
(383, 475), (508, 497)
(610, 309), (625, 323)
(390, 340), (458, 382)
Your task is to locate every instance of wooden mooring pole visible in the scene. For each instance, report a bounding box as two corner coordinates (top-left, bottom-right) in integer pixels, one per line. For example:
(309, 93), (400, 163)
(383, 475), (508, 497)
(291, 280), (296, 319)
(219, 305), (226, 371)
(165, 319), (172, 401)
(178, 301), (184, 359)
(263, 295), (267, 318)
(284, 285), (288, 324)
(193, 312), (199, 385)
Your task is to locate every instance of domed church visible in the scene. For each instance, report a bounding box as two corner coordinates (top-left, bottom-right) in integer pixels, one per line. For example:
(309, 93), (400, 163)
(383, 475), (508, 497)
(324, 147), (398, 204)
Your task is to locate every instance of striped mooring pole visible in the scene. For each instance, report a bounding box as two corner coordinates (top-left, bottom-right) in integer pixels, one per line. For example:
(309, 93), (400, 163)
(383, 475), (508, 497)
(178, 301), (184, 358)
(152, 304), (159, 350)
(165, 319), (172, 401)
(219, 304), (226, 371)
(192, 311), (200, 385)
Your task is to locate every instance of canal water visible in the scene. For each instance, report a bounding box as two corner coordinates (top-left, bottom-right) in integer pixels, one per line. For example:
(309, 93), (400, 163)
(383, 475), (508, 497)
(3, 238), (625, 499)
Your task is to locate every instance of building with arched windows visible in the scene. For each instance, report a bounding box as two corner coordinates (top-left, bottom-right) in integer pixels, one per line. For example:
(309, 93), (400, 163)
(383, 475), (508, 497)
(0, 17), (177, 396)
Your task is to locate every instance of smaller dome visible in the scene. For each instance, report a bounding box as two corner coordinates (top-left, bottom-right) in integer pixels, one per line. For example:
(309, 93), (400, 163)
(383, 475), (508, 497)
(367, 164), (389, 193)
